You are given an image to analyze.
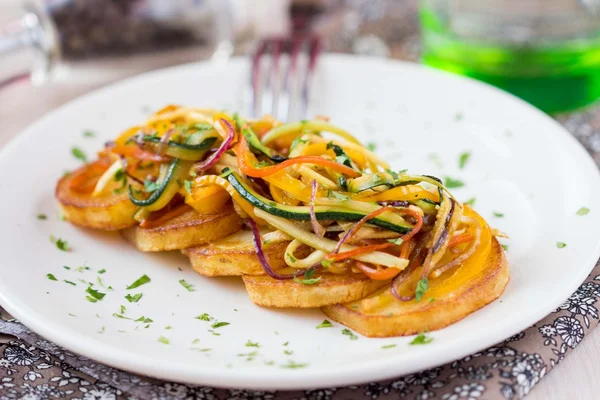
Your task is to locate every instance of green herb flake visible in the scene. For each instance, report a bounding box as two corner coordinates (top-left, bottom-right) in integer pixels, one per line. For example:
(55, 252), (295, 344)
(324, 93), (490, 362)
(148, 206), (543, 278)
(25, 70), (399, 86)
(192, 339), (201, 344)
(191, 348), (212, 352)
(68, 313), (77, 317)
(98, 326), (105, 334)
(387, 238), (404, 246)
(112, 313), (132, 320)
(283, 341), (289, 346)
(316, 320), (333, 329)
(342, 328), (358, 340)
(501, 244), (509, 251)
(428, 298), (436, 303)
(86, 296), (98, 303)
(410, 333), (433, 345)
(211, 321), (230, 329)
(63, 266), (71, 270)
(83, 130), (96, 138)
(366, 142), (377, 151)
(51, 236), (70, 252)
(71, 147), (87, 162)
(165, 325), (172, 330)
(381, 344), (397, 349)
(86, 286), (106, 301)
(184, 180), (193, 194)
(294, 268), (321, 285)
(444, 177), (464, 189)
(464, 197), (476, 206)
(455, 112), (464, 121)
(577, 207), (590, 216)
(557, 242), (567, 249)
(458, 151), (471, 169)
(195, 313), (212, 321)
(144, 179), (160, 193)
(284, 349), (294, 355)
(281, 361), (308, 369)
(47, 273), (58, 281)
(126, 274), (151, 290)
(287, 254), (297, 263)
(158, 336), (170, 345)
(493, 212), (504, 218)
(64, 280), (76, 286)
(120, 305), (126, 314)
(246, 340), (260, 348)
(37, 213), (47, 220)
(264, 360), (275, 366)
(98, 269), (106, 274)
(125, 293), (143, 303)
(179, 279), (195, 292)
(415, 278), (429, 302)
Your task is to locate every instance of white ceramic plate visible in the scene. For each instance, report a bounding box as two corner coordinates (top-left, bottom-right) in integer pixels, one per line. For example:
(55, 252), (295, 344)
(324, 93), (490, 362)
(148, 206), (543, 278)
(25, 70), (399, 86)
(1, 55), (599, 390)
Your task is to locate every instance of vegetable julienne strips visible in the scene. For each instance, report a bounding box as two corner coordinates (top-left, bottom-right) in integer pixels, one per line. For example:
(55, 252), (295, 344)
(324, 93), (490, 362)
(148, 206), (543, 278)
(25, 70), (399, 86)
(54, 104), (509, 337)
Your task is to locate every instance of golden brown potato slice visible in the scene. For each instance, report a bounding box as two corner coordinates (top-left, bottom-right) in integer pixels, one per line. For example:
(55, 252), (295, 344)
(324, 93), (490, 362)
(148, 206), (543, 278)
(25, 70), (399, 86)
(321, 238), (509, 337)
(56, 160), (139, 231)
(243, 271), (389, 308)
(122, 205), (242, 252)
(183, 230), (291, 276)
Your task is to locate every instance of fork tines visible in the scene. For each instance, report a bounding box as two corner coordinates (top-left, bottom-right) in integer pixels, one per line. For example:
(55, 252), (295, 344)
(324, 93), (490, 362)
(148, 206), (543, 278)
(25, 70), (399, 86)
(250, 35), (321, 122)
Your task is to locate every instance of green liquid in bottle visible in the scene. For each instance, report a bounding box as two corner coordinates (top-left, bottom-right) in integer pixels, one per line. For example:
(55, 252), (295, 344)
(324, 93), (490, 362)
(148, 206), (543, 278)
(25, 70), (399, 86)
(420, 7), (600, 113)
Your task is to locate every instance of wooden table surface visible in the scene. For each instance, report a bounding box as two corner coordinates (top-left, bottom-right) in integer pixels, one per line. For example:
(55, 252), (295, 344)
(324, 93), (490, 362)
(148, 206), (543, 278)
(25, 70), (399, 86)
(1, 46), (599, 400)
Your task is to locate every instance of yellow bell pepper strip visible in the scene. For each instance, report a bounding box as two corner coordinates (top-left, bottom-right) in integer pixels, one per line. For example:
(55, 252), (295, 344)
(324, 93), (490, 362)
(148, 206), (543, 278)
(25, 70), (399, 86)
(236, 136), (361, 178)
(261, 120), (362, 146)
(362, 185), (440, 203)
(263, 171), (312, 203)
(185, 184), (231, 214)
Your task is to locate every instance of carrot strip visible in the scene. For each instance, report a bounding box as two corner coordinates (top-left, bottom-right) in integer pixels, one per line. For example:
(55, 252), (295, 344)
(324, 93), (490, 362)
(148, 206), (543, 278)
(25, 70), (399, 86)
(448, 233), (473, 248)
(325, 242), (393, 263)
(236, 136), (360, 178)
(355, 262), (401, 280)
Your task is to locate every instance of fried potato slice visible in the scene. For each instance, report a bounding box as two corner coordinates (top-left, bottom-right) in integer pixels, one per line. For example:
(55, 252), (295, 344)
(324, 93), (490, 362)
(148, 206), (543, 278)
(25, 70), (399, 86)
(122, 204), (242, 252)
(321, 238), (509, 337)
(56, 160), (139, 230)
(243, 271), (389, 308)
(183, 230), (292, 276)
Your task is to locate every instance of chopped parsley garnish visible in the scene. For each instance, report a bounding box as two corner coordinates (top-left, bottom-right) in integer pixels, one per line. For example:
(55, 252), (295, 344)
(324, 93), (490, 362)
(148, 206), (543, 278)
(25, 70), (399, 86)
(179, 279), (195, 292)
(37, 213), (47, 220)
(283, 341), (289, 346)
(82, 130), (96, 138)
(409, 333), (433, 345)
(98, 326), (105, 334)
(63, 266), (71, 270)
(165, 325), (172, 330)
(458, 151), (471, 169)
(387, 238), (404, 245)
(158, 336), (170, 345)
(191, 348), (212, 352)
(287, 254), (297, 263)
(184, 180), (193, 194)
(64, 280), (76, 286)
(342, 328), (358, 340)
(366, 142), (377, 151)
(112, 313), (131, 320)
(125, 293), (143, 303)
(68, 313), (77, 317)
(294, 269), (321, 285)
(316, 320), (333, 329)
(71, 147), (87, 162)
(464, 197), (476, 206)
(246, 340), (260, 347)
(120, 305), (126, 314)
(415, 278), (429, 302)
(444, 177), (464, 189)
(51, 236), (70, 252)
(192, 338), (201, 344)
(144, 179), (160, 193)
(195, 313), (212, 321)
(577, 207), (590, 216)
(284, 350), (294, 355)
(86, 286), (106, 301)
(47, 273), (57, 281)
(281, 361), (308, 369)
(557, 242), (567, 249)
(98, 269), (106, 274)
(264, 360), (275, 366)
(113, 169), (127, 194)
(381, 344), (397, 349)
(211, 321), (230, 329)
(208, 330), (221, 336)
(126, 274), (151, 289)
(135, 316), (153, 323)
(428, 298), (436, 303)
(501, 244), (509, 251)
(86, 296), (98, 303)
(493, 212), (504, 218)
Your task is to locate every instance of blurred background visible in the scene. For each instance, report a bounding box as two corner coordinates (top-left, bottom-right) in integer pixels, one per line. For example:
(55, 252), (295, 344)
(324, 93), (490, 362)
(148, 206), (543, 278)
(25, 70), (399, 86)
(2, 0), (600, 143)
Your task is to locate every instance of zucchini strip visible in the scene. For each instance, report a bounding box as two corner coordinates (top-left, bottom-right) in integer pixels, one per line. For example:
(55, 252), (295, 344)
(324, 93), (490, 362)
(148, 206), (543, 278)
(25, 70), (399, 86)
(255, 209), (408, 269)
(225, 170), (412, 234)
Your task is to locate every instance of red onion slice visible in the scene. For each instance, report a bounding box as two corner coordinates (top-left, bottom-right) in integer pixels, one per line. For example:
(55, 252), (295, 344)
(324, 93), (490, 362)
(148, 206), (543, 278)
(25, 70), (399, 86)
(245, 218), (318, 280)
(193, 119), (235, 174)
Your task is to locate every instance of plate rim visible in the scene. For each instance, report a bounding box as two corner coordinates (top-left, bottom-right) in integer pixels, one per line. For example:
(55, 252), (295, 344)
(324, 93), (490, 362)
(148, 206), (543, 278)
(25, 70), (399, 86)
(1, 54), (600, 390)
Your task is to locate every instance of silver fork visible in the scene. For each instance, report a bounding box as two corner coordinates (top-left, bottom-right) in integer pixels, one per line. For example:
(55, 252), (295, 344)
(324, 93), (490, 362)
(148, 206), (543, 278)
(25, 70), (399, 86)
(248, 35), (322, 122)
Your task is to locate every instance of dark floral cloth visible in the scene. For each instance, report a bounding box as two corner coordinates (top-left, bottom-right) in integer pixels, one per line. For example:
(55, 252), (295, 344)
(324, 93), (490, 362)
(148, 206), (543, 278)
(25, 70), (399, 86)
(3, 0), (600, 398)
